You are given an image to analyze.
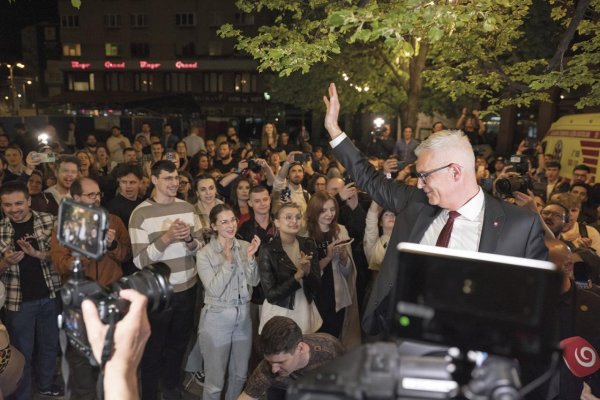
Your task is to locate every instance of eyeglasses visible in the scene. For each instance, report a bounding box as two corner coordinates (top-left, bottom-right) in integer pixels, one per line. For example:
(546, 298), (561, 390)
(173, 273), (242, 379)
(280, 214), (302, 222)
(158, 176), (180, 182)
(415, 164), (453, 183)
(179, 180), (190, 185)
(217, 217), (238, 226)
(541, 210), (565, 220)
(81, 192), (103, 200)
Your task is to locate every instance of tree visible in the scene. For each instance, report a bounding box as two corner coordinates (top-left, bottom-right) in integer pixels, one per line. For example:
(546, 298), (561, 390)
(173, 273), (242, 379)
(219, 0), (600, 130)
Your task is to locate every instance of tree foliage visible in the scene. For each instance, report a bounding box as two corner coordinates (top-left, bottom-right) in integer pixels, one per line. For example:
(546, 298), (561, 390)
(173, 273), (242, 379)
(219, 0), (600, 122)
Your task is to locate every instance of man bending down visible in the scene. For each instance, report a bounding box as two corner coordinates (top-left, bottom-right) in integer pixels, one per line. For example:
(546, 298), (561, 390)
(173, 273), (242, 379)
(238, 316), (344, 400)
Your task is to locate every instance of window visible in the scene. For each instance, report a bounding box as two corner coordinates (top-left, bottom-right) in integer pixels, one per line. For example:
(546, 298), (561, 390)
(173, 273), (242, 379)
(165, 73), (192, 92)
(133, 72), (155, 92)
(175, 13), (196, 27)
(209, 11), (222, 27)
(131, 43), (150, 58)
(130, 14), (148, 28)
(234, 13), (254, 25)
(104, 73), (124, 91)
(234, 73), (257, 93)
(203, 72), (223, 93)
(104, 14), (122, 28)
(66, 72), (95, 91)
(63, 44), (82, 57)
(208, 41), (222, 56)
(176, 42), (196, 57)
(105, 43), (119, 57)
(61, 15), (80, 28)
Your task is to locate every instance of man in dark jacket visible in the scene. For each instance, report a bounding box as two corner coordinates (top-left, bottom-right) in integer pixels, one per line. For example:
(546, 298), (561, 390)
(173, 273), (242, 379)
(323, 83), (548, 335)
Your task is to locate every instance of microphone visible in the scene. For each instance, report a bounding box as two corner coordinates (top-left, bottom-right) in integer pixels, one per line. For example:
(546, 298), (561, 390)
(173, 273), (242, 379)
(560, 336), (600, 378)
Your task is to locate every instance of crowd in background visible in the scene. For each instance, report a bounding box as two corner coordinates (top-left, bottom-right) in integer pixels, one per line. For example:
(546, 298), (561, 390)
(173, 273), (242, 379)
(0, 114), (600, 400)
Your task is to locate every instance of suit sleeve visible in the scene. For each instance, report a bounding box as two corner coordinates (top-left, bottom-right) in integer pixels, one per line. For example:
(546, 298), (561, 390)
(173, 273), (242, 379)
(332, 138), (425, 214)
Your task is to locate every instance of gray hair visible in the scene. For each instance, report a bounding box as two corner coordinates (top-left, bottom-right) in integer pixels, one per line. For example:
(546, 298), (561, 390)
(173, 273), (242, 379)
(415, 130), (475, 170)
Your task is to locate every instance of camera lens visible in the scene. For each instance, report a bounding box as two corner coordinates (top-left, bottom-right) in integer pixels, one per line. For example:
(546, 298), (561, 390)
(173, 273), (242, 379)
(496, 176), (524, 195)
(113, 263), (173, 312)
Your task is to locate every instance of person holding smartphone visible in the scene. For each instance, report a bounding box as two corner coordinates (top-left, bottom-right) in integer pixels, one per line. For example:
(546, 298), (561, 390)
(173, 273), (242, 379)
(305, 192), (361, 349)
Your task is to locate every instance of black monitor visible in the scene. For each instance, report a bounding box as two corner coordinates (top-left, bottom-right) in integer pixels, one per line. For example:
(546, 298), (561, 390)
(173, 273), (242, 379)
(391, 243), (561, 361)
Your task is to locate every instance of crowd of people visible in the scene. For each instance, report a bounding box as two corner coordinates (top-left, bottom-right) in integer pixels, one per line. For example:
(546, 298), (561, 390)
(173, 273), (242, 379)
(0, 82), (600, 400)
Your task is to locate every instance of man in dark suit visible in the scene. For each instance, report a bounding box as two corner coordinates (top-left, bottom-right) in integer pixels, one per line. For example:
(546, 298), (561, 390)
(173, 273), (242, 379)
(323, 83), (548, 335)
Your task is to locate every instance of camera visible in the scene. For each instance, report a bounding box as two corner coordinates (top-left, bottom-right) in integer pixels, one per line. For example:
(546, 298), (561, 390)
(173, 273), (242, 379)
(495, 155), (544, 196)
(57, 199), (173, 364)
(289, 243), (561, 400)
(371, 117), (386, 139)
(247, 158), (262, 173)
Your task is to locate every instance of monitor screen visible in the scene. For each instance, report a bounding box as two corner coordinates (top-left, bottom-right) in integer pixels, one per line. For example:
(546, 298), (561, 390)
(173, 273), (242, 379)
(391, 243), (561, 360)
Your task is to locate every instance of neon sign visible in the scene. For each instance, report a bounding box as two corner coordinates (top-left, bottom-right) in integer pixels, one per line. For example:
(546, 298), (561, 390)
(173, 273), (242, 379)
(139, 61), (161, 70)
(175, 61), (198, 69)
(71, 61), (91, 70)
(104, 61), (126, 69)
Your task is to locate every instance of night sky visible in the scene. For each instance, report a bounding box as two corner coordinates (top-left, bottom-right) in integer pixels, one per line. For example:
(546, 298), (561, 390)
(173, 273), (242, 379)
(0, 0), (59, 61)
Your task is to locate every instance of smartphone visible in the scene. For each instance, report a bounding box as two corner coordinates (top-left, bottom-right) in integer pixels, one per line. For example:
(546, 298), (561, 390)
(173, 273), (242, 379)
(39, 152), (56, 163)
(294, 153), (311, 163)
(526, 126), (538, 149)
(574, 263), (590, 289)
(334, 238), (354, 247)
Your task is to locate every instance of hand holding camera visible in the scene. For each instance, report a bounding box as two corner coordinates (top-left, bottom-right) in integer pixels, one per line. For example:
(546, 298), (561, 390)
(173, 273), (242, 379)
(82, 289), (150, 399)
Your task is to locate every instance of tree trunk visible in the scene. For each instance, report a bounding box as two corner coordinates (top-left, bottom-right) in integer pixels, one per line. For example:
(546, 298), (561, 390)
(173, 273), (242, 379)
(401, 39), (429, 132)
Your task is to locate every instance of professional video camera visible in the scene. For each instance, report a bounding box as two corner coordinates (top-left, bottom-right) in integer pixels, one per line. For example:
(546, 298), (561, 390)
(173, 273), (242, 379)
(56, 198), (173, 365)
(289, 243), (562, 400)
(495, 155), (545, 197)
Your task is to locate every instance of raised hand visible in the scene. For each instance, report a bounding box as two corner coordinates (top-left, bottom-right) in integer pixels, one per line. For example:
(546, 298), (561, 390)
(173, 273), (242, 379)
(323, 83), (342, 139)
(246, 235), (261, 258)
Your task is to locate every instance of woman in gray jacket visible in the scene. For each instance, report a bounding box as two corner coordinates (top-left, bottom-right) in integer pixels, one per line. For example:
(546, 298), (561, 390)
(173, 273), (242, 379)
(196, 204), (261, 400)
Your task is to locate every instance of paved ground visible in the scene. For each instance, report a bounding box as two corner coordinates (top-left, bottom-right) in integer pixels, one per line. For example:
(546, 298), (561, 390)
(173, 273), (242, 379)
(32, 373), (204, 400)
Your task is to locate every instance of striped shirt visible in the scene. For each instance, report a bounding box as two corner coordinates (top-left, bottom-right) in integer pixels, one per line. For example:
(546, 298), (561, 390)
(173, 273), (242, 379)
(129, 198), (203, 292)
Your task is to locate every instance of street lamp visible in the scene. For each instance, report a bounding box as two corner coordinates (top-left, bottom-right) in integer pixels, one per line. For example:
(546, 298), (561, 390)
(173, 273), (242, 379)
(2, 62), (25, 115)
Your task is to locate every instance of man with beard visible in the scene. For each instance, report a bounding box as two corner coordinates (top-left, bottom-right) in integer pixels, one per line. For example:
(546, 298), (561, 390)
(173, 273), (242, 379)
(44, 155), (80, 212)
(272, 152), (310, 214)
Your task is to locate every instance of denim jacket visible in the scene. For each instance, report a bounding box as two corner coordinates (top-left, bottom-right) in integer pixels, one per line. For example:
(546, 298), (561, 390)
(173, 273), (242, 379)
(196, 236), (259, 307)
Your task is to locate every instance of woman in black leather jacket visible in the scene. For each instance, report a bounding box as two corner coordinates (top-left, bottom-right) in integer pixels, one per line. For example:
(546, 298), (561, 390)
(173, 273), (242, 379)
(257, 202), (321, 333)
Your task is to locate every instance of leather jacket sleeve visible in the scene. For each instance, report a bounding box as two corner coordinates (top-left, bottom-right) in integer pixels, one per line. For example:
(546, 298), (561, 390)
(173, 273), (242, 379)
(258, 244), (301, 305)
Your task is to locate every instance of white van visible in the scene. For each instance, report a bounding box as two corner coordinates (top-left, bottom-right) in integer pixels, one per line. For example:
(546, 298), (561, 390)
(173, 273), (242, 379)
(542, 113), (600, 182)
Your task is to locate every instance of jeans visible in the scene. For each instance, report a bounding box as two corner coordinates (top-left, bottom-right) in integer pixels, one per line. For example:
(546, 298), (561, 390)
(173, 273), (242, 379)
(199, 303), (252, 400)
(2, 297), (59, 400)
(140, 285), (197, 400)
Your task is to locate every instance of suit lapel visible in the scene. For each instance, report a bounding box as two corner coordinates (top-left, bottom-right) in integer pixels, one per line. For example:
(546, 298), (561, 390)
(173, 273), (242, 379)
(408, 205), (442, 243)
(478, 194), (505, 253)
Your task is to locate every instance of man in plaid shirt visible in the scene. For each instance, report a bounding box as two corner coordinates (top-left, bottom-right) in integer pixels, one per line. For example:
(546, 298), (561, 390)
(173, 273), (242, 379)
(0, 181), (62, 399)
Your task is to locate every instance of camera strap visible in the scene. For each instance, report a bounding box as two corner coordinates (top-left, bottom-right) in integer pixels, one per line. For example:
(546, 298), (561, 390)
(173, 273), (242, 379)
(59, 328), (71, 400)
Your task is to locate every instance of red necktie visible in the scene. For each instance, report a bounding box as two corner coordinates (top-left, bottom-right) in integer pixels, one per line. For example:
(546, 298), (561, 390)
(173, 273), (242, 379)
(436, 211), (460, 248)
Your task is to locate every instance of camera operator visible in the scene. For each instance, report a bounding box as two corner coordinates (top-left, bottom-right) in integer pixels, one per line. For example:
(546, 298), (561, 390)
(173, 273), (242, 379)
(238, 316), (344, 400)
(272, 152), (311, 214)
(0, 181), (62, 399)
(50, 177), (132, 399)
(366, 123), (394, 159)
(81, 288), (150, 400)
